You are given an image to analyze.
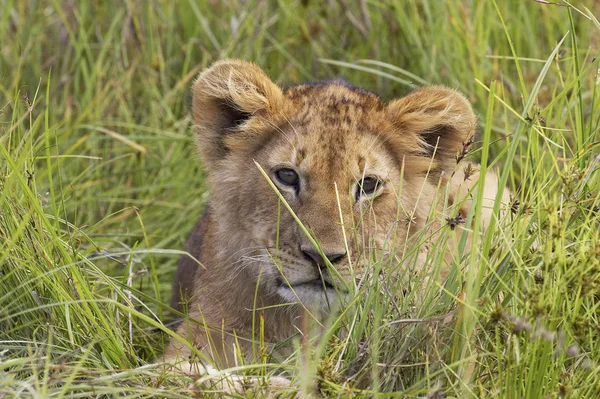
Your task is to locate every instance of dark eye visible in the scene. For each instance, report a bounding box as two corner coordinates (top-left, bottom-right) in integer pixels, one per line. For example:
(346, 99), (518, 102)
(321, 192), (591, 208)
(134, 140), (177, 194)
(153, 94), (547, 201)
(358, 176), (381, 197)
(275, 168), (299, 187)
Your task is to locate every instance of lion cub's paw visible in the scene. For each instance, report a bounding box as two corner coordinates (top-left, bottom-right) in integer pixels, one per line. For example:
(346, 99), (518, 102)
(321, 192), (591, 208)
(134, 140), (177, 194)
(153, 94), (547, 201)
(195, 374), (292, 398)
(169, 360), (294, 398)
(193, 372), (293, 398)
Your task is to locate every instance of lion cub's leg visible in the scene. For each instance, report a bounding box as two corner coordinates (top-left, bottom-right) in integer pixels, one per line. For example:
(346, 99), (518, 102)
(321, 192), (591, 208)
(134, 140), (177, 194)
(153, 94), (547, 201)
(434, 163), (510, 278)
(447, 163), (510, 228)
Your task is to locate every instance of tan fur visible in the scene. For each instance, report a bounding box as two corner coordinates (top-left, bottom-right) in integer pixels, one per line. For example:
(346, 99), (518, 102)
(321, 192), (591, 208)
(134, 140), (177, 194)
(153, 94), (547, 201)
(164, 60), (509, 384)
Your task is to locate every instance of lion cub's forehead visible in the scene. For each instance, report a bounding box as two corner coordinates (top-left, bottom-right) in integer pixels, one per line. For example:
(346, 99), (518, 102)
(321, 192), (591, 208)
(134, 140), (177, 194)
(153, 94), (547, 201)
(267, 81), (393, 181)
(285, 80), (385, 123)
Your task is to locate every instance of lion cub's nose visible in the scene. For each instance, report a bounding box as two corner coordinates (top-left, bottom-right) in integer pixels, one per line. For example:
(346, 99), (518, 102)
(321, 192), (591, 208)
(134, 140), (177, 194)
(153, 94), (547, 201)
(301, 247), (346, 266)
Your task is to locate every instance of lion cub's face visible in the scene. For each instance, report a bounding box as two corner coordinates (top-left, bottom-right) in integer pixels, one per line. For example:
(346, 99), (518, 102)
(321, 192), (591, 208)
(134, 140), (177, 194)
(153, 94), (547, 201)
(192, 60), (475, 309)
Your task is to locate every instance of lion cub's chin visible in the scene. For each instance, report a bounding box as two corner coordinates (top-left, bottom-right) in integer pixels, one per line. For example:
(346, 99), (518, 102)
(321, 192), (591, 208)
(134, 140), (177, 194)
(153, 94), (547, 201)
(277, 281), (347, 311)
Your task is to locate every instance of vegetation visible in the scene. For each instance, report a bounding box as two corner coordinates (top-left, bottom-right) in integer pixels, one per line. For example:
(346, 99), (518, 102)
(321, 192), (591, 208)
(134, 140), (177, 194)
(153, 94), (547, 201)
(1, 0), (599, 397)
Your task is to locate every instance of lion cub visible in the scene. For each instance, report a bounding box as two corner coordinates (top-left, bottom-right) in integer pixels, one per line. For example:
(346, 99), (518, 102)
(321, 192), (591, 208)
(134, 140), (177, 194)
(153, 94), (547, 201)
(164, 60), (508, 390)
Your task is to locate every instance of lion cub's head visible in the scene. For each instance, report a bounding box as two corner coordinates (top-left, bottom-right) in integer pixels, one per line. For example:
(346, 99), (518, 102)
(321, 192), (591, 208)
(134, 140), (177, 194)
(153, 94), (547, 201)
(192, 60), (475, 309)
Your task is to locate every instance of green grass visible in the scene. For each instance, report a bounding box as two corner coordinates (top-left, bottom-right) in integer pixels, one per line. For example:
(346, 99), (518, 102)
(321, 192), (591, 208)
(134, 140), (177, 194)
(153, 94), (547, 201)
(1, 0), (600, 397)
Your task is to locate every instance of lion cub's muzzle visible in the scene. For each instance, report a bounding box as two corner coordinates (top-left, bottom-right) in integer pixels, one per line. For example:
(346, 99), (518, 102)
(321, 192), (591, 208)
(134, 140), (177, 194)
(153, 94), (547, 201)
(273, 244), (351, 309)
(300, 246), (346, 270)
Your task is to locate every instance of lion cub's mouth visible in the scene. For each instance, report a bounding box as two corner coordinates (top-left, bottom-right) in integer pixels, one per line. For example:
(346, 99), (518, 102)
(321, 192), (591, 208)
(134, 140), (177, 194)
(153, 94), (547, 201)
(275, 277), (348, 308)
(294, 278), (336, 290)
(276, 277), (341, 291)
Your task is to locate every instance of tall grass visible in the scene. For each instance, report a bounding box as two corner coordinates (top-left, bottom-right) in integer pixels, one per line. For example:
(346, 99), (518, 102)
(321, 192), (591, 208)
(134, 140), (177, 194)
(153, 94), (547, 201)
(1, 0), (599, 397)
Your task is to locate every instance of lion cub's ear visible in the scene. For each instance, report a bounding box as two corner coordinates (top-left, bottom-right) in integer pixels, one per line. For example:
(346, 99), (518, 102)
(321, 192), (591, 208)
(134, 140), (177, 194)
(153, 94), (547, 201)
(386, 86), (476, 174)
(192, 60), (284, 167)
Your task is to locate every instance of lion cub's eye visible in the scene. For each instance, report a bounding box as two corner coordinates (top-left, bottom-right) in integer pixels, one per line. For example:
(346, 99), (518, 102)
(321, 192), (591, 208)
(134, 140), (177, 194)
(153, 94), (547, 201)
(357, 176), (381, 197)
(275, 168), (300, 187)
